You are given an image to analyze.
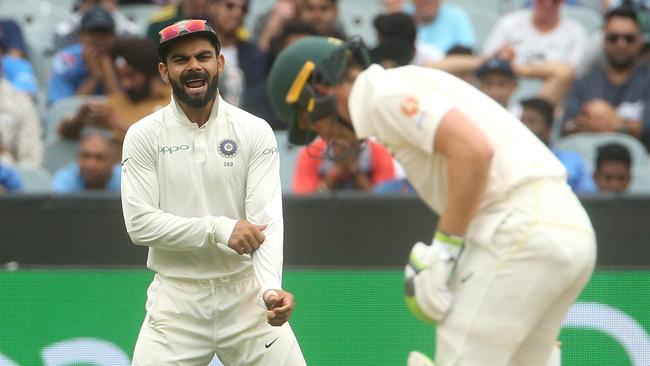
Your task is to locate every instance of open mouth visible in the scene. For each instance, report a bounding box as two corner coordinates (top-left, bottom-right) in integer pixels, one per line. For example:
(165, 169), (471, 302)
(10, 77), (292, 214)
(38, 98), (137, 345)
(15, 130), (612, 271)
(183, 78), (208, 96)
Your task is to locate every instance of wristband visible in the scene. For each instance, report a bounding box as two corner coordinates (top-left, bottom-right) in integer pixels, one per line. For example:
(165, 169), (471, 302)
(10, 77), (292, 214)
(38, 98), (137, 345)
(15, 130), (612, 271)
(434, 230), (464, 247)
(433, 230), (464, 259)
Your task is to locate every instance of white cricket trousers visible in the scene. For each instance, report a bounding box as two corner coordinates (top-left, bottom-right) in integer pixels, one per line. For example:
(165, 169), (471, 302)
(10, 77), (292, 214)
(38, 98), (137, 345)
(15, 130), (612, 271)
(131, 270), (306, 366)
(436, 178), (597, 366)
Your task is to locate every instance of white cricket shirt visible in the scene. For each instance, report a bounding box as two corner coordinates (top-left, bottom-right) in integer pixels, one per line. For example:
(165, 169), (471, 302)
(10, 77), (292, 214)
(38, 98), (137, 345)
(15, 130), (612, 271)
(121, 95), (283, 304)
(349, 65), (567, 243)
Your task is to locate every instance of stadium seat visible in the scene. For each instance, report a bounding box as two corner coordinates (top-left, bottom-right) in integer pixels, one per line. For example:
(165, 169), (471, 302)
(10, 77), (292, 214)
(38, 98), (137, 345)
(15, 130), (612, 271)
(42, 96), (106, 144)
(448, 0), (501, 49)
(43, 138), (78, 174)
(15, 164), (52, 193)
(554, 132), (649, 171)
(338, 0), (384, 46)
(275, 130), (300, 193)
(630, 161), (650, 194)
(562, 4), (603, 34)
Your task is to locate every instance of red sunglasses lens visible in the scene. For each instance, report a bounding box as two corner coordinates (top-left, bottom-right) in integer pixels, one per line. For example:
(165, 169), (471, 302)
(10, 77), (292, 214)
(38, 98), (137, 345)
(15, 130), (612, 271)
(160, 24), (180, 41)
(185, 19), (206, 32)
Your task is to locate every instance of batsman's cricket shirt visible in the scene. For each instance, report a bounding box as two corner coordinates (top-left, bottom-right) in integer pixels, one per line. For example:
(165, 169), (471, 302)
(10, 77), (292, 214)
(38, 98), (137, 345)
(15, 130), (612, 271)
(121, 95), (283, 304)
(348, 64), (567, 244)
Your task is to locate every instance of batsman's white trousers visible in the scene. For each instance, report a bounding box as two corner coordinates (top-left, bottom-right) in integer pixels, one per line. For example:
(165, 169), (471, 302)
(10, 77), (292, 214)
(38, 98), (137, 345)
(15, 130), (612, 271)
(436, 178), (596, 366)
(131, 270), (306, 366)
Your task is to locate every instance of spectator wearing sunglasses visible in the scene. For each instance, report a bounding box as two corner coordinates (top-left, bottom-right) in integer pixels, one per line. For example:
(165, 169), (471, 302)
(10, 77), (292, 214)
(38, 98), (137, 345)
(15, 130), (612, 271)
(561, 6), (650, 149)
(482, 0), (587, 70)
(47, 6), (120, 105)
(207, 0), (279, 127)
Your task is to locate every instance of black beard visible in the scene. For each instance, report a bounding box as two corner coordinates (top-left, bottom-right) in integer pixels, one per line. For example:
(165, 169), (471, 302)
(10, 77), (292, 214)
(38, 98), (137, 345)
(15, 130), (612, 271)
(606, 53), (636, 71)
(125, 76), (152, 102)
(169, 71), (220, 108)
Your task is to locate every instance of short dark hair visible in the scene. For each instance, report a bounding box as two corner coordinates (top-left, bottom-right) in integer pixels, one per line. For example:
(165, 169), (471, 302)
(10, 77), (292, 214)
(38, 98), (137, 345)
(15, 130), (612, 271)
(596, 142), (632, 169)
(278, 20), (319, 44)
(520, 97), (554, 128)
(446, 45), (475, 56)
(373, 12), (416, 44)
(604, 5), (640, 27)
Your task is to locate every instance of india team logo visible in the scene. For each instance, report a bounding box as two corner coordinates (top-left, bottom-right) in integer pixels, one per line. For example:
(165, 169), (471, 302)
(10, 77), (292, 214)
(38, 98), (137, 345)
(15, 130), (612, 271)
(218, 138), (239, 158)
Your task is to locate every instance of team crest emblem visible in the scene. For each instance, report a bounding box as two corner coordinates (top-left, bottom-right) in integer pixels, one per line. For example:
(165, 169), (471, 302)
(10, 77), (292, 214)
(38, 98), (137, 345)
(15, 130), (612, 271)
(218, 138), (239, 158)
(400, 96), (420, 117)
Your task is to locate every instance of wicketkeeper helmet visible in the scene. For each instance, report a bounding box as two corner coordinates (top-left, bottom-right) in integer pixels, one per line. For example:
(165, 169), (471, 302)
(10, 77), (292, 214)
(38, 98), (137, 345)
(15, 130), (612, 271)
(267, 36), (371, 145)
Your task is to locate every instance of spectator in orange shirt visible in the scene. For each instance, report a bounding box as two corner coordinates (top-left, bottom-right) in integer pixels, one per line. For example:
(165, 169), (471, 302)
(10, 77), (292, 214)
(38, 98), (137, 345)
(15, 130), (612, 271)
(293, 137), (396, 193)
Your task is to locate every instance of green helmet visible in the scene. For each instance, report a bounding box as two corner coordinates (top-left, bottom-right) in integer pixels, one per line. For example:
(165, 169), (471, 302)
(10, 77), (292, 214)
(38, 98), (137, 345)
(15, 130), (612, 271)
(267, 36), (370, 145)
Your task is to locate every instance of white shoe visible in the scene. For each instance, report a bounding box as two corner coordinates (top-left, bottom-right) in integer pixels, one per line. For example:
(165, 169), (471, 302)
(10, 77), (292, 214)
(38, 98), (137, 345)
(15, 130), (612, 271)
(407, 351), (435, 366)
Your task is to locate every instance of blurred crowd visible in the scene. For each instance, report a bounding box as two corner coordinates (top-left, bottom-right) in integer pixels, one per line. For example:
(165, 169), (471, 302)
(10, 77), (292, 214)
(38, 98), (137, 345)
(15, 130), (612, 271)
(0, 0), (648, 196)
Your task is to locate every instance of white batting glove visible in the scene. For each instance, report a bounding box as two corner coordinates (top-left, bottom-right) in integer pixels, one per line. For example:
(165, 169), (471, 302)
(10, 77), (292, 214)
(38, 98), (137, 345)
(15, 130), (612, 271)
(404, 231), (464, 324)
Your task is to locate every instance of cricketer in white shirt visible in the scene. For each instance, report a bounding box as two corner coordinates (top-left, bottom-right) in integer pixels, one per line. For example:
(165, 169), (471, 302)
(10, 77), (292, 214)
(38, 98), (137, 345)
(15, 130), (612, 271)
(350, 64), (596, 366)
(268, 36), (596, 366)
(121, 92), (304, 366)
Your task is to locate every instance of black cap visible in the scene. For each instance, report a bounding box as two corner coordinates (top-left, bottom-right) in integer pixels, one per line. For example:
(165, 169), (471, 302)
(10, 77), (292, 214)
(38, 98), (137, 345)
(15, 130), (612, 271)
(476, 58), (515, 78)
(157, 19), (221, 62)
(80, 6), (115, 32)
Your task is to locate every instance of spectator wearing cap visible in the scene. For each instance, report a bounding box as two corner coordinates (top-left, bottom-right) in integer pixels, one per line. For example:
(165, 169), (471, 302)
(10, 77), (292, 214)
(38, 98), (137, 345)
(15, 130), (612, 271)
(0, 19), (38, 98)
(58, 37), (171, 155)
(476, 58), (520, 113)
(409, 0), (475, 53)
(469, 57), (574, 111)
(52, 127), (121, 193)
(147, 0), (210, 40)
(371, 12), (443, 68)
(207, 0), (278, 127)
(47, 6), (119, 105)
(561, 6), (650, 150)
(53, 0), (141, 52)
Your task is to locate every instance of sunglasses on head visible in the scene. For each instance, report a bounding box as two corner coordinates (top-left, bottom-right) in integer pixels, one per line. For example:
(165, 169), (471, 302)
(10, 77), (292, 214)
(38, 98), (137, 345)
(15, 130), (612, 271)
(605, 32), (638, 44)
(159, 19), (209, 43)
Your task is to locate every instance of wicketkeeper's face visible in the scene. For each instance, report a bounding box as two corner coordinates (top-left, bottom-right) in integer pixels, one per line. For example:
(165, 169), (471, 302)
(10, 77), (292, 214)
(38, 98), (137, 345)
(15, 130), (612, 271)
(302, 66), (363, 143)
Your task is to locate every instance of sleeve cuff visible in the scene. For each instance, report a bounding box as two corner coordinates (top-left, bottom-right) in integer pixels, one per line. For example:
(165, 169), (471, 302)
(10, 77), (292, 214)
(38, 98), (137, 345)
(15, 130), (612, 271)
(257, 283), (283, 310)
(210, 216), (238, 245)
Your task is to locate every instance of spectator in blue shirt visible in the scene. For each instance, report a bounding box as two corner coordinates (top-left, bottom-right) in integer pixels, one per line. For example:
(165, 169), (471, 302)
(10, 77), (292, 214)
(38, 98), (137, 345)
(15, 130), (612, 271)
(0, 162), (23, 193)
(47, 6), (119, 105)
(52, 127), (120, 193)
(410, 0), (475, 53)
(520, 97), (597, 193)
(0, 19), (37, 97)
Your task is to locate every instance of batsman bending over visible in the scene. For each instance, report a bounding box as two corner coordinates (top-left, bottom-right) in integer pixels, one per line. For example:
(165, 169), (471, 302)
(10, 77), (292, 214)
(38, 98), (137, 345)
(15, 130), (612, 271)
(267, 36), (596, 366)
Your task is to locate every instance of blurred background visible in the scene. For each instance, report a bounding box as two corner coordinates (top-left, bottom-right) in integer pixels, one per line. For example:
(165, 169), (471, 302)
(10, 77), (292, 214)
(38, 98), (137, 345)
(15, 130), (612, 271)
(1, 0), (649, 365)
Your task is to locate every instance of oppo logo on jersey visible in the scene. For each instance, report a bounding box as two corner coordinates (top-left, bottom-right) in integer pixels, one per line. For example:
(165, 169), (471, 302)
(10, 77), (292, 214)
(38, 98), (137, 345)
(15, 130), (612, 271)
(263, 147), (279, 155)
(159, 145), (190, 154)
